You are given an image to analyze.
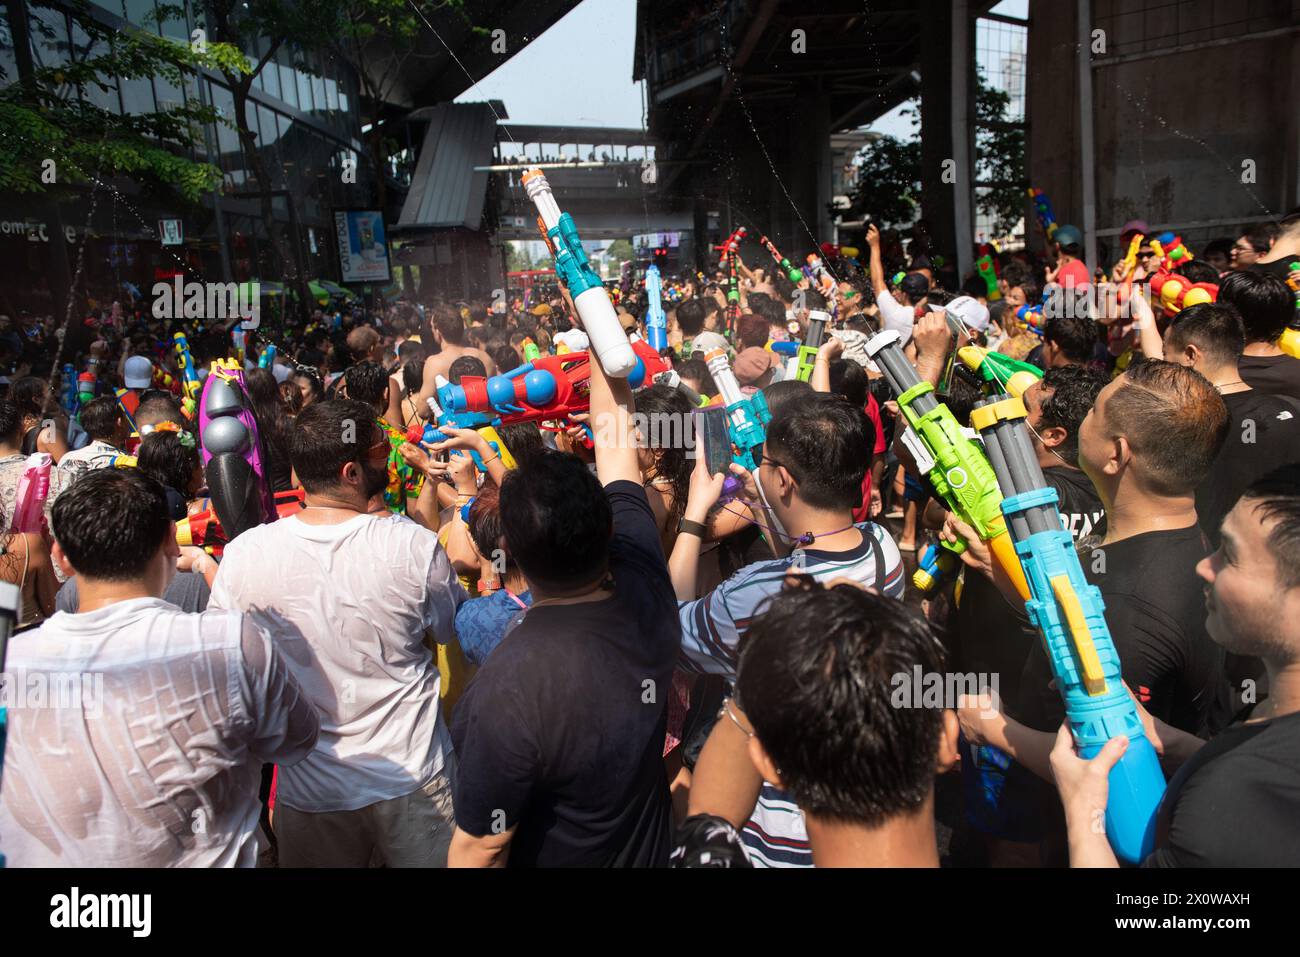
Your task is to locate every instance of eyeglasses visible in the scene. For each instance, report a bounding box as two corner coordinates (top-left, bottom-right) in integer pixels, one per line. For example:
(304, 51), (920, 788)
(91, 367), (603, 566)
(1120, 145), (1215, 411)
(363, 437), (389, 463)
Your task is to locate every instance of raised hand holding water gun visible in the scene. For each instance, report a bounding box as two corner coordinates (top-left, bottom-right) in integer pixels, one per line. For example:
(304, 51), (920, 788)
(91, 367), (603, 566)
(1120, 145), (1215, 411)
(970, 393), (1166, 863)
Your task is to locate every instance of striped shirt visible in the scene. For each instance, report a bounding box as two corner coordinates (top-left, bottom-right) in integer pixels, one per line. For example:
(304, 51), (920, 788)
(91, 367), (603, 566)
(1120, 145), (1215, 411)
(678, 521), (905, 676)
(743, 785), (812, 868)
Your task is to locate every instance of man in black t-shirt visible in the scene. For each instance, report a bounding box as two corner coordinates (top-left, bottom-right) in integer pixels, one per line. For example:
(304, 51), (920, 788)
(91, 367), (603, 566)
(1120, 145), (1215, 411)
(1162, 302), (1300, 548)
(447, 357), (680, 868)
(1017, 361), (1232, 739)
(946, 365), (1108, 860)
(1052, 466), (1300, 867)
(1220, 269), (1300, 401)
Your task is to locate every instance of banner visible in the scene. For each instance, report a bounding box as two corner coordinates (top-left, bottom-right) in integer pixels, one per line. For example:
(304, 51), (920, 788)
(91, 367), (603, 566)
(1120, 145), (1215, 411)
(334, 210), (391, 284)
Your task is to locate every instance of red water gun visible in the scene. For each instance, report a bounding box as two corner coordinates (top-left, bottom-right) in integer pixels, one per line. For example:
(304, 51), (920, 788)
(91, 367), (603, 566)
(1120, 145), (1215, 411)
(176, 488), (306, 557)
(713, 227), (746, 333)
(152, 365), (182, 396)
(1148, 270), (1218, 317)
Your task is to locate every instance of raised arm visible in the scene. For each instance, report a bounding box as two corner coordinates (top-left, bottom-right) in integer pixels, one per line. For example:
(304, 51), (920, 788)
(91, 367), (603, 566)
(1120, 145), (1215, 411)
(588, 335), (642, 487)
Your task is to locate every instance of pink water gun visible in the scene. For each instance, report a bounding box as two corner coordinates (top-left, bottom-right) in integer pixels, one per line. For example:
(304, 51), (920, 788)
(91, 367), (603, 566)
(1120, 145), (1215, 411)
(11, 453), (52, 535)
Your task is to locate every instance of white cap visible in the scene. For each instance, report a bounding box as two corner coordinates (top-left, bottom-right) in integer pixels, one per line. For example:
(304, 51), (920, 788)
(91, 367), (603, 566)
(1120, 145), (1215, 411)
(124, 355), (153, 389)
(943, 295), (990, 333)
(555, 329), (590, 352)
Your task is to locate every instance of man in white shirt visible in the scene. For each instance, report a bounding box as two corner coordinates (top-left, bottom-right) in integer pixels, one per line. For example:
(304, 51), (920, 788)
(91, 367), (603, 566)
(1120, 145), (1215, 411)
(209, 398), (466, 867)
(54, 395), (129, 488)
(0, 469), (319, 866)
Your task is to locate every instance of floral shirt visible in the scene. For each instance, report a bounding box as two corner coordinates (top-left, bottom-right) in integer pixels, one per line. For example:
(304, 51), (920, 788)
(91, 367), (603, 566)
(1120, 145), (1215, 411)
(379, 417), (423, 513)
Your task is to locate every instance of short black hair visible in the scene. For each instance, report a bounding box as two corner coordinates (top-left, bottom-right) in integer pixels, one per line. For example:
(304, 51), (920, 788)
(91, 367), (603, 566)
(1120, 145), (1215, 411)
(761, 378), (812, 418)
(1037, 364), (1108, 461)
(1166, 302), (1245, 368)
(1217, 270), (1294, 342)
(737, 578), (946, 826)
(448, 355), (486, 384)
(1174, 259), (1222, 286)
(1042, 313), (1097, 363)
(288, 398), (381, 492)
(676, 356), (717, 396)
(0, 398), (20, 440)
(498, 450), (612, 591)
(1238, 225), (1274, 255)
(827, 358), (869, 409)
(78, 396), (123, 442)
(342, 361), (389, 408)
(676, 298), (710, 337)
(432, 306), (467, 346)
(1240, 464), (1300, 590)
(765, 392), (872, 510)
(52, 469), (171, 580)
(135, 392), (183, 429)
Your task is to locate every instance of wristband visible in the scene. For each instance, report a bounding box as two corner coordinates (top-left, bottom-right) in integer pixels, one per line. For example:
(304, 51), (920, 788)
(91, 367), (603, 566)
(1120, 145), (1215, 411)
(677, 518), (708, 538)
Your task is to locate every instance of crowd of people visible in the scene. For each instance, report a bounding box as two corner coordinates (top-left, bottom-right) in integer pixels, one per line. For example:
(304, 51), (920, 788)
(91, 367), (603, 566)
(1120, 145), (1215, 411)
(0, 205), (1298, 869)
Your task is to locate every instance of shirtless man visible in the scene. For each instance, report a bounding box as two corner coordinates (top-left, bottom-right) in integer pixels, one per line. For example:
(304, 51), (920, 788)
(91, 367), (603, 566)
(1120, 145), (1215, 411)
(416, 306), (496, 418)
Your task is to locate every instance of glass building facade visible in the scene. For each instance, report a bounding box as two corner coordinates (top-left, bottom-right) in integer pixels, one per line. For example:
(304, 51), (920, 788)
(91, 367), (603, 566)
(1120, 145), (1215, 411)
(0, 0), (379, 315)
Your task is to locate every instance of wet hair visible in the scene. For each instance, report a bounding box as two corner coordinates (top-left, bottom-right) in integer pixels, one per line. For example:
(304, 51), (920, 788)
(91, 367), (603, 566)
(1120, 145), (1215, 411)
(737, 577), (947, 826)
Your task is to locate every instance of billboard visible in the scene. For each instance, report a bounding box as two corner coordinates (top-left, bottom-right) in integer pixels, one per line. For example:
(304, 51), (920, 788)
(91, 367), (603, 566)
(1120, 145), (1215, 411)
(334, 210), (391, 284)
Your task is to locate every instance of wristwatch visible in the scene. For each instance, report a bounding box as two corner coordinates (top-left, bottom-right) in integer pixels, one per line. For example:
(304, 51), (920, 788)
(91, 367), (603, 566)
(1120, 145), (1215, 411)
(677, 518), (708, 538)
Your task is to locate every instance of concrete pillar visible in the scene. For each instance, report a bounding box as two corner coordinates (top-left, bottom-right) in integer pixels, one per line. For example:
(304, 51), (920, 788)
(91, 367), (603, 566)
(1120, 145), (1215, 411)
(920, 0), (957, 272)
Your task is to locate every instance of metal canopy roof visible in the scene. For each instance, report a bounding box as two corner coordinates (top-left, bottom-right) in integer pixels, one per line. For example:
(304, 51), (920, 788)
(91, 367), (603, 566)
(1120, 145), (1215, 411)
(394, 103), (499, 232)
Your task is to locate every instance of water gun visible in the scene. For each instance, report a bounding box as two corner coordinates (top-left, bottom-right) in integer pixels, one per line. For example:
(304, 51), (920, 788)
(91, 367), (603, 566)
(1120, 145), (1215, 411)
(1016, 301), (1046, 337)
(198, 358), (276, 542)
(760, 236), (805, 283)
(111, 454), (137, 469)
(438, 340), (671, 432)
(653, 369), (710, 408)
(714, 227), (746, 330)
(767, 339), (799, 359)
(971, 393), (1166, 863)
(60, 364), (78, 415)
(1119, 232), (1144, 280)
(173, 333), (202, 417)
(1152, 231), (1193, 271)
(1027, 187), (1058, 241)
(258, 344), (277, 369)
(152, 365), (182, 396)
(644, 264), (668, 352)
(1280, 263), (1300, 359)
(11, 453), (52, 536)
(522, 168), (638, 379)
(975, 244), (1001, 301)
(864, 330), (1029, 600)
(703, 348), (771, 473)
(1148, 270), (1218, 317)
(804, 253), (835, 296)
(795, 309), (830, 383)
(177, 488), (306, 557)
(76, 373), (96, 407)
(405, 422), (516, 472)
(521, 337), (541, 363)
(957, 345), (1043, 397)
(820, 242), (860, 266)
(113, 388), (138, 435)
(0, 579), (19, 867)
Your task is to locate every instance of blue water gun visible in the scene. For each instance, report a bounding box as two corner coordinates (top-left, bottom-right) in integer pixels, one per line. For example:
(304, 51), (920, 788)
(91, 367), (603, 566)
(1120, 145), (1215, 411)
(60, 363), (77, 415)
(971, 393), (1166, 864)
(406, 421), (505, 472)
(1027, 187), (1058, 241)
(644, 264), (668, 353)
(703, 347), (770, 473)
(258, 344), (277, 369)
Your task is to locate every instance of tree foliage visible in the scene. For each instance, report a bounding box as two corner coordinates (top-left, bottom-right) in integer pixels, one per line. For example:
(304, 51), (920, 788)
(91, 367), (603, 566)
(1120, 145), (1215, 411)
(848, 69), (1026, 237)
(0, 0), (246, 202)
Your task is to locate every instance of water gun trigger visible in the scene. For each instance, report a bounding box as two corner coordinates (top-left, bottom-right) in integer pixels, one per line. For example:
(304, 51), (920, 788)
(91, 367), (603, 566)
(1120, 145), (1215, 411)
(1049, 574), (1107, 696)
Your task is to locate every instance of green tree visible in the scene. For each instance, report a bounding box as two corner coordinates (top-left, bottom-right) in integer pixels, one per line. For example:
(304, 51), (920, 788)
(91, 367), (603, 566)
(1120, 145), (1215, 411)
(504, 241), (532, 273)
(848, 69), (1025, 237)
(605, 238), (634, 267)
(330, 0), (477, 214)
(0, 0), (244, 201)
